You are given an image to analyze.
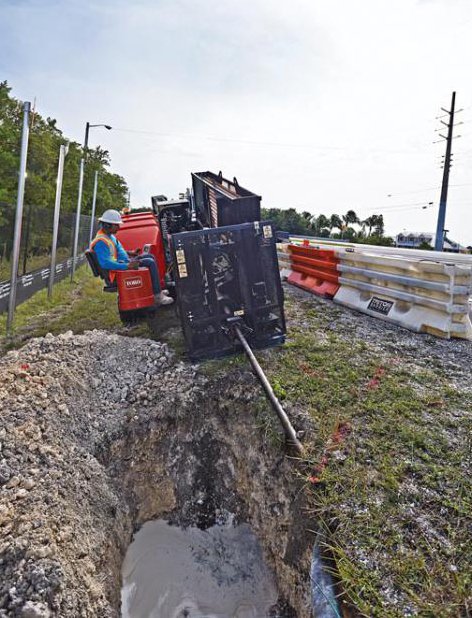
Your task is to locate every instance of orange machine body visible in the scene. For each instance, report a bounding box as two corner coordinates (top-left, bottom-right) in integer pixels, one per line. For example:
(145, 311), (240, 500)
(115, 268), (155, 312)
(116, 212), (166, 288)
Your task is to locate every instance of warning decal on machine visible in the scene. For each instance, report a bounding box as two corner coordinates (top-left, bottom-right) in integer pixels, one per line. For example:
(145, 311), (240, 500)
(175, 248), (188, 278)
(367, 296), (394, 315)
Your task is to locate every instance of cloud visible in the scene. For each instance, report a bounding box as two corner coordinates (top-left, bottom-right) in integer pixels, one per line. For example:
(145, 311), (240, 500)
(1, 0), (472, 242)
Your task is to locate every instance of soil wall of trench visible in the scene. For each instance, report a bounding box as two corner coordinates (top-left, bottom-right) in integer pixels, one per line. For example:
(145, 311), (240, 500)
(0, 331), (316, 617)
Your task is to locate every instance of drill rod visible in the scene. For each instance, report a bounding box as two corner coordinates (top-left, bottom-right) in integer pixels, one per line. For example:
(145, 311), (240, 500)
(234, 325), (304, 456)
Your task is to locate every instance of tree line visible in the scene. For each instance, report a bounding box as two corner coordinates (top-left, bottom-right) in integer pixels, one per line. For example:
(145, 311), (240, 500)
(0, 81), (128, 218)
(261, 207), (394, 246)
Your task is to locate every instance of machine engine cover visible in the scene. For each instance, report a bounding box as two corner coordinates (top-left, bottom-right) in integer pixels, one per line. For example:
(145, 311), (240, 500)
(116, 212), (166, 288)
(171, 221), (286, 360)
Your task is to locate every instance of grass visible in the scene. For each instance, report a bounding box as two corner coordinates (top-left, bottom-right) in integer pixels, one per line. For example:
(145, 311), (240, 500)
(259, 298), (472, 617)
(0, 267), (121, 352)
(0, 267), (184, 353)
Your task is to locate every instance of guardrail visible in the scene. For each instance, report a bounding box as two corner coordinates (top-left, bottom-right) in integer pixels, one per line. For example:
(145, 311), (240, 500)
(0, 254), (86, 316)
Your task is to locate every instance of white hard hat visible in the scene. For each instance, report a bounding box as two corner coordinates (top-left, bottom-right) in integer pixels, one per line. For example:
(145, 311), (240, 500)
(99, 209), (122, 225)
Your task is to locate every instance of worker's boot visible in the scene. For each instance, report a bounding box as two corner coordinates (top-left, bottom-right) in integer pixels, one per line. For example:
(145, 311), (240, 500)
(154, 292), (174, 306)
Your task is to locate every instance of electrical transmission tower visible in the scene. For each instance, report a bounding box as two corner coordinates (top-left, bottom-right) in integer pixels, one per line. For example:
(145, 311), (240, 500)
(434, 91), (463, 251)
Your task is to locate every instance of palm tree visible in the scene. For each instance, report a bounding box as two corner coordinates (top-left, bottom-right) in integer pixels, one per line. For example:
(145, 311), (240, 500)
(363, 215), (376, 237)
(315, 214), (330, 236)
(342, 210), (359, 228)
(329, 214), (342, 235)
(362, 214), (385, 238)
(373, 214), (384, 236)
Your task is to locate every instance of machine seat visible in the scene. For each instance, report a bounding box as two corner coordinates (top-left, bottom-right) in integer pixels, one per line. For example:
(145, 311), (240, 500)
(85, 250), (117, 292)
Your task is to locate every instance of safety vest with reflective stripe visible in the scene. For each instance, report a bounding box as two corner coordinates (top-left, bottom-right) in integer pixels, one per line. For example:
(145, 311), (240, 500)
(90, 231), (118, 281)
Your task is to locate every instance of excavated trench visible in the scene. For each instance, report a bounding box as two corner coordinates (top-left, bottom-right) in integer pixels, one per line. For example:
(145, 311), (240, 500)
(0, 331), (332, 617)
(101, 381), (314, 617)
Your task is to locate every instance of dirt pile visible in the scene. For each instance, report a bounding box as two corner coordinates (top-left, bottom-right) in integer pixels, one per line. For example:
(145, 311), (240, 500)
(0, 330), (314, 617)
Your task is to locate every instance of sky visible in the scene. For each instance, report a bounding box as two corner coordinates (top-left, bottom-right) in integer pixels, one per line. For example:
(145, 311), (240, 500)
(1, 0), (472, 243)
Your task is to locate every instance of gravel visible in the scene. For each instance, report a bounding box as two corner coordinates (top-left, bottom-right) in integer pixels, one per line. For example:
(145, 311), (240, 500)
(286, 284), (472, 389)
(0, 327), (313, 617)
(0, 330), (199, 617)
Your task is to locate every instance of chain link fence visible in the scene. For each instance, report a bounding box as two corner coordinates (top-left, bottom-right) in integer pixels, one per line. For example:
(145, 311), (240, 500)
(0, 202), (97, 313)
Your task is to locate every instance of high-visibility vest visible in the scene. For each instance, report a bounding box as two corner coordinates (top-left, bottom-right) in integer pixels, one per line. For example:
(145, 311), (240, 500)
(90, 231), (119, 281)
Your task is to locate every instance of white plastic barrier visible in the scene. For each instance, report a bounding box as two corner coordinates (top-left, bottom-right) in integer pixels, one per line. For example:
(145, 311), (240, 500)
(333, 251), (472, 339)
(276, 244), (292, 280)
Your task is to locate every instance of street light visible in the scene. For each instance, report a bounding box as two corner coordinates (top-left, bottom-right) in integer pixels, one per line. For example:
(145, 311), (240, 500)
(71, 122), (112, 280)
(84, 122), (112, 150)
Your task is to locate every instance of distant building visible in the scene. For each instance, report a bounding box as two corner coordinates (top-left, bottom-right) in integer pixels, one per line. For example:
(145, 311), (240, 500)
(395, 232), (465, 253)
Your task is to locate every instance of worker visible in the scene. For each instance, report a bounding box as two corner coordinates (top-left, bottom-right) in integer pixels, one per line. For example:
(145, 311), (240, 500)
(90, 209), (173, 306)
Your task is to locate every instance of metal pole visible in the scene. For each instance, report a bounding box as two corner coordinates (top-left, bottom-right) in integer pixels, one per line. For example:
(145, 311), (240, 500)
(71, 122), (90, 281)
(71, 157), (85, 280)
(233, 325), (305, 455)
(7, 101), (31, 332)
(89, 170), (98, 245)
(21, 200), (33, 276)
(48, 143), (68, 298)
(435, 91), (456, 251)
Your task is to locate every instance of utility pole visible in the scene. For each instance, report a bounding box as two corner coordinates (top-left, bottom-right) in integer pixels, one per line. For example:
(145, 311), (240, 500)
(434, 92), (459, 251)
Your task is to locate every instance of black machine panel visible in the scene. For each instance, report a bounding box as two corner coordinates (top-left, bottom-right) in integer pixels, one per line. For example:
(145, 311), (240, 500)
(191, 171), (261, 228)
(171, 221), (285, 360)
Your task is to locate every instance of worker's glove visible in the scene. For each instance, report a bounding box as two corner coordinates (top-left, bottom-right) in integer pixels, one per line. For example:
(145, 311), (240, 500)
(127, 260), (140, 270)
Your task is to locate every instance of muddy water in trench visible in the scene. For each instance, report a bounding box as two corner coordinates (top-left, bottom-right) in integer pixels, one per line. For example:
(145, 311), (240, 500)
(121, 519), (278, 618)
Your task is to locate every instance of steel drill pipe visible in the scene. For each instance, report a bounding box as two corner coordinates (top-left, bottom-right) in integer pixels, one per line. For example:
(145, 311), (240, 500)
(234, 325), (304, 456)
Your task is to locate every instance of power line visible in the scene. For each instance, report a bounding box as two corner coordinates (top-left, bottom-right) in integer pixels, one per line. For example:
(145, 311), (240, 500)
(387, 182), (472, 197)
(365, 204), (434, 213)
(112, 127), (346, 150)
(111, 126), (428, 155)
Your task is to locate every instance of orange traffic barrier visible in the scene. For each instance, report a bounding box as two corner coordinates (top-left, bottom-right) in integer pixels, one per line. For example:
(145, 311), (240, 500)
(287, 245), (340, 298)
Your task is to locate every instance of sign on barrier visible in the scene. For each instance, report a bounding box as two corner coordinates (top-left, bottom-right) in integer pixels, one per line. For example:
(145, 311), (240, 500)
(0, 254), (86, 315)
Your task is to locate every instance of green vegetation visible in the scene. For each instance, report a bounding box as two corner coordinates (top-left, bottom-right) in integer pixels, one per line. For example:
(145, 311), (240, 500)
(260, 298), (471, 617)
(0, 267), (184, 354)
(0, 80), (129, 277)
(0, 268), (120, 351)
(0, 81), (128, 212)
(262, 207), (395, 246)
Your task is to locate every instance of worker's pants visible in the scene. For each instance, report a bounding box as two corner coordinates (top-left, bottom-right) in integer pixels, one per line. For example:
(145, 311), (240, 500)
(137, 254), (161, 294)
